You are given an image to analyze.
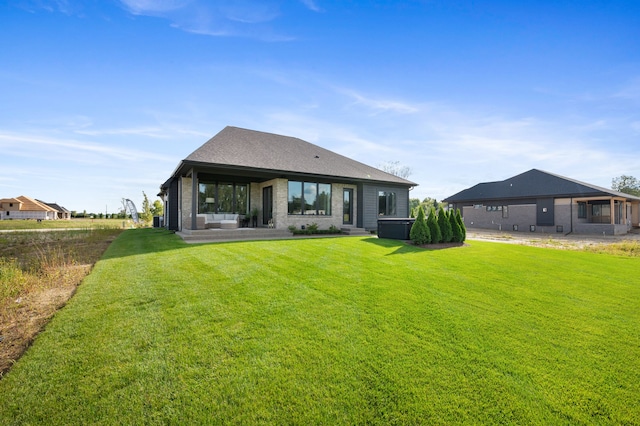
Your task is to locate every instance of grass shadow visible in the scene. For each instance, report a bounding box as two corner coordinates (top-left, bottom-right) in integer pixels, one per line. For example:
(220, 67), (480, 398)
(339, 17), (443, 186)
(362, 237), (422, 255)
(363, 237), (467, 255)
(99, 228), (190, 261)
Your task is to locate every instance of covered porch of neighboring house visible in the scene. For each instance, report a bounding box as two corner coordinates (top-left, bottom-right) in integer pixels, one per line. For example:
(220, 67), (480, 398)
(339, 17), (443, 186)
(574, 196), (640, 235)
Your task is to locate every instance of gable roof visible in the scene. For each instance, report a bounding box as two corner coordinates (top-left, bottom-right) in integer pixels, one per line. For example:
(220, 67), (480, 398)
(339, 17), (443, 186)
(444, 169), (640, 203)
(0, 198), (22, 205)
(14, 196), (59, 212)
(37, 200), (70, 213)
(170, 126), (416, 186)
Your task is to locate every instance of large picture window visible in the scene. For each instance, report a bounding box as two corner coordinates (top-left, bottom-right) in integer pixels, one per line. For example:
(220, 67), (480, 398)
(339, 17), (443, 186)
(378, 191), (397, 216)
(288, 181), (331, 215)
(198, 182), (249, 214)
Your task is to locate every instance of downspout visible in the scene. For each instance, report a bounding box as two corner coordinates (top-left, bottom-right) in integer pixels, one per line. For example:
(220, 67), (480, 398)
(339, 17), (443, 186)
(565, 197), (573, 236)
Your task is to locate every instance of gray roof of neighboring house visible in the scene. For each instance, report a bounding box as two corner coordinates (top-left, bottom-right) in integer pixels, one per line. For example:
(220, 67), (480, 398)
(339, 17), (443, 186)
(169, 126), (417, 186)
(37, 200), (70, 213)
(444, 169), (640, 203)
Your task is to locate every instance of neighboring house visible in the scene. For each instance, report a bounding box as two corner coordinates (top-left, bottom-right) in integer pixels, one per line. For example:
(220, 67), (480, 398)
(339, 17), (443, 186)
(444, 169), (640, 235)
(0, 196), (65, 220)
(37, 200), (72, 220)
(159, 126), (417, 232)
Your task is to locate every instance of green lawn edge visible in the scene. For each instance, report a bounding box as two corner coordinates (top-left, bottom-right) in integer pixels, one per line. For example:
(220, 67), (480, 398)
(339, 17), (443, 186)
(0, 229), (638, 424)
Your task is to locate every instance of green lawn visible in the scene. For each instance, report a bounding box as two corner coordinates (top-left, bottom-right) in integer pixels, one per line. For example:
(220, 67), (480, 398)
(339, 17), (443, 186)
(1, 229), (638, 424)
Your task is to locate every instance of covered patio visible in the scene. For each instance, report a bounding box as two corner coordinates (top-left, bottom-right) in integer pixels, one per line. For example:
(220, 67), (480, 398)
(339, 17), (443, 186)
(574, 196), (640, 235)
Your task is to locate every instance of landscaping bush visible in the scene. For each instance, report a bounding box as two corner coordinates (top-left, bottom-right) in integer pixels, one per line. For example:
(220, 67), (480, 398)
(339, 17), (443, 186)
(409, 205), (431, 245)
(289, 223), (342, 235)
(438, 208), (453, 243)
(450, 209), (464, 243)
(427, 207), (441, 244)
(455, 208), (466, 241)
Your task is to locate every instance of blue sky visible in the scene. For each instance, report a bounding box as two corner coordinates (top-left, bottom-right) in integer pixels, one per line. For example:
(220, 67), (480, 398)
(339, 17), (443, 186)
(2, 0), (639, 214)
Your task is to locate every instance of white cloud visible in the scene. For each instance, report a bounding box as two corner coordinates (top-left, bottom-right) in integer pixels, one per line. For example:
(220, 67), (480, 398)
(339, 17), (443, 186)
(117, 0), (295, 41)
(118, 0), (189, 14)
(340, 89), (420, 114)
(0, 132), (174, 164)
(300, 0), (322, 12)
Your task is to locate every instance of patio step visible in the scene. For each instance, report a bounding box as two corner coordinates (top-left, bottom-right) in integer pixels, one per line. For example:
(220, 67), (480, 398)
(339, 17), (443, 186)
(341, 226), (370, 236)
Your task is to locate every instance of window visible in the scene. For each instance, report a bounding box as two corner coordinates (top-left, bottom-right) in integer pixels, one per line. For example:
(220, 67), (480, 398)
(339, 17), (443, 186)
(288, 181), (331, 215)
(304, 182), (317, 214)
(236, 185), (248, 215)
(199, 183), (216, 214)
(591, 203), (611, 224)
(288, 181), (303, 214)
(198, 182), (248, 214)
(318, 183), (331, 215)
(218, 183), (234, 213)
(502, 206), (509, 218)
(378, 191), (397, 216)
(578, 202), (587, 219)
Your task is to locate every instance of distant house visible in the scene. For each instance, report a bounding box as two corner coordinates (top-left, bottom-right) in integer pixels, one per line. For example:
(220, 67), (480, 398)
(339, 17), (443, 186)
(37, 200), (72, 220)
(159, 126), (417, 232)
(0, 196), (69, 220)
(444, 169), (640, 235)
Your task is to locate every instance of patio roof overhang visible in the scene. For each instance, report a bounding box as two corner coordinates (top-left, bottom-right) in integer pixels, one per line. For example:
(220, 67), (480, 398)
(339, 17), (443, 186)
(170, 160), (416, 188)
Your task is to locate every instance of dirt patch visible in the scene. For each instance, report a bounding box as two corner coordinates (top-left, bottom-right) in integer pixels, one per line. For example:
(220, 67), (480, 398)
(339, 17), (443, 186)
(0, 229), (121, 378)
(465, 228), (640, 250)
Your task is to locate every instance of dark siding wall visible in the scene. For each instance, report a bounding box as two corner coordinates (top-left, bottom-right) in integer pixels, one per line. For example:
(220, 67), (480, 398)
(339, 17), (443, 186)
(356, 183), (364, 228)
(536, 198), (555, 226)
(361, 184), (410, 230)
(167, 178), (180, 231)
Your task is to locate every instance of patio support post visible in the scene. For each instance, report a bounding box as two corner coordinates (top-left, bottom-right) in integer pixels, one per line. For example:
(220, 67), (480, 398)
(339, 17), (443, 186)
(610, 198), (615, 225)
(192, 170), (198, 230)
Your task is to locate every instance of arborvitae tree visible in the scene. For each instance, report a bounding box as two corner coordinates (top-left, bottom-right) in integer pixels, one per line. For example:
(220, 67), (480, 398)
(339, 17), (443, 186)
(140, 191), (153, 224)
(450, 209), (463, 242)
(455, 209), (466, 242)
(427, 207), (441, 244)
(438, 208), (453, 243)
(409, 205), (431, 245)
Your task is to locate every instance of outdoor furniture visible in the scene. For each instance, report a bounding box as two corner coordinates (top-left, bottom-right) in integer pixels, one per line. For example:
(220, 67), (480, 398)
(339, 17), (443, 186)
(198, 213), (240, 229)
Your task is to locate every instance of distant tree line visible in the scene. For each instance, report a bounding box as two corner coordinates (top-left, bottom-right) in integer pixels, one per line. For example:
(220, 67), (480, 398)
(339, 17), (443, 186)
(612, 175), (640, 197)
(71, 192), (163, 222)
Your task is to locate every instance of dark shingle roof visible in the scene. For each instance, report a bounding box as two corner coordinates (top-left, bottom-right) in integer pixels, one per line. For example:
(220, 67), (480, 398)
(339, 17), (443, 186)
(444, 169), (640, 202)
(177, 126), (416, 186)
(37, 200), (70, 213)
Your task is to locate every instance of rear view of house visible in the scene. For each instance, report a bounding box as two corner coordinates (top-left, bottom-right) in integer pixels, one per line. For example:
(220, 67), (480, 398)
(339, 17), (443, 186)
(444, 169), (640, 235)
(159, 126), (417, 232)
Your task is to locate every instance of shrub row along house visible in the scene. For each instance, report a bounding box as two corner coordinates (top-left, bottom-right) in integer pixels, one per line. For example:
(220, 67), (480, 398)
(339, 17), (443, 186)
(0, 196), (71, 220)
(159, 126), (417, 233)
(444, 169), (640, 235)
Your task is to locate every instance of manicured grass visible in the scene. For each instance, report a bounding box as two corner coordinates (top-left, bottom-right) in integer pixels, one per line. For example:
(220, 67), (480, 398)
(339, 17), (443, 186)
(0, 229), (638, 424)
